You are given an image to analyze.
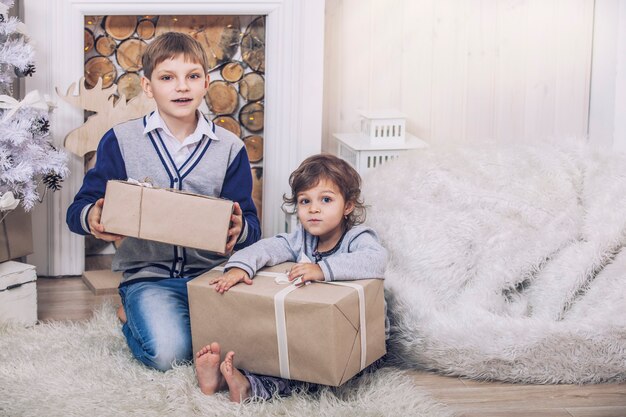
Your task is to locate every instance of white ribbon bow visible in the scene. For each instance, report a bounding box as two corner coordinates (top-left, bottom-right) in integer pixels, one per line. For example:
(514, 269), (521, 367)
(126, 178), (154, 188)
(273, 252), (312, 285)
(0, 192), (20, 212)
(0, 191), (20, 211)
(0, 90), (52, 123)
(212, 265), (289, 282)
(16, 21), (27, 34)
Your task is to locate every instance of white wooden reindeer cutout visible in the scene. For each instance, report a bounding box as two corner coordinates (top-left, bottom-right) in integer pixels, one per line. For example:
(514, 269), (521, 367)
(56, 77), (156, 157)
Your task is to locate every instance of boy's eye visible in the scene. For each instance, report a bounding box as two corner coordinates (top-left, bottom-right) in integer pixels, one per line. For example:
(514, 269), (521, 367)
(189, 73), (201, 79)
(160, 75), (172, 81)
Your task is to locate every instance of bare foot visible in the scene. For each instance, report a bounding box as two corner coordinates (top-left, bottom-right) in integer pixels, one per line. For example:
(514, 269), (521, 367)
(116, 305), (127, 324)
(220, 351), (251, 403)
(195, 342), (226, 395)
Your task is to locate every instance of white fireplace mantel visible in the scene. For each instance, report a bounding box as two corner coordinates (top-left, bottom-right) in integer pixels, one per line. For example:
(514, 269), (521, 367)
(24, 0), (325, 276)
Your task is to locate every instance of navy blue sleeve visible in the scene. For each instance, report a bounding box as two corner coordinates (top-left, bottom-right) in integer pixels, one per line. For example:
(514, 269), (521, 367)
(220, 147), (261, 249)
(66, 129), (127, 235)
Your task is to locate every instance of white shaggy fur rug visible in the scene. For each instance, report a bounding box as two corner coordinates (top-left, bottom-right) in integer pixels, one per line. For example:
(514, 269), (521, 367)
(363, 142), (626, 384)
(0, 304), (454, 417)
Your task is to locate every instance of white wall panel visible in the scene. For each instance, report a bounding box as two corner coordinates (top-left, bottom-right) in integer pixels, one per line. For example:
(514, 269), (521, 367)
(400, 0), (434, 141)
(323, 0), (341, 153)
(340, 0), (371, 133)
(493, 0), (528, 144)
(369, 0), (403, 114)
(524, 0), (557, 142)
(615, 2), (626, 151)
(465, 0), (498, 142)
(553, 0), (594, 140)
(430, 0), (471, 143)
(324, 0), (595, 148)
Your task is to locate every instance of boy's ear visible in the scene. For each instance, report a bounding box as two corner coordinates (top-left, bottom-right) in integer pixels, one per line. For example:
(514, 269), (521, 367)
(344, 201), (355, 216)
(204, 73), (210, 88)
(141, 76), (154, 98)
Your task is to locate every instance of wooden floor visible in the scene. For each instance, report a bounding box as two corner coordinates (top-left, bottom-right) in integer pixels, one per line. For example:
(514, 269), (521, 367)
(37, 276), (626, 417)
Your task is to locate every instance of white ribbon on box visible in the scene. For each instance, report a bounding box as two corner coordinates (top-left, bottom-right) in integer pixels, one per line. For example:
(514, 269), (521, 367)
(213, 254), (368, 379)
(272, 279), (367, 379)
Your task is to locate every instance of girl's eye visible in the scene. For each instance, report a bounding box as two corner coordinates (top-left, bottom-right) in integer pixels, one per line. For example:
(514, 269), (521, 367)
(322, 197), (332, 203)
(298, 198), (309, 205)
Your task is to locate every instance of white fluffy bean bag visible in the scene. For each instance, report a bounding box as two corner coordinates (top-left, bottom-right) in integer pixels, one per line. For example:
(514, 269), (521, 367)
(363, 142), (626, 383)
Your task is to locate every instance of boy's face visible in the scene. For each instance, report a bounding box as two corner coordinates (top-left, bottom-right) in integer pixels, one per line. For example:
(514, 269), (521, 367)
(141, 54), (209, 125)
(296, 178), (354, 242)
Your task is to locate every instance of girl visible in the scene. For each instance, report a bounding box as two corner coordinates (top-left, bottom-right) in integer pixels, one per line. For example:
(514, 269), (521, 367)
(195, 153), (388, 402)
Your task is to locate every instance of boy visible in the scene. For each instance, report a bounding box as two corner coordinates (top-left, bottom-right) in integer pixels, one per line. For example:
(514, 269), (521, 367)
(66, 32), (261, 371)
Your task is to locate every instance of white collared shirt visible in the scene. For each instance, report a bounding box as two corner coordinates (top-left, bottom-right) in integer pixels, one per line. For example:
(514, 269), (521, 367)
(143, 110), (218, 168)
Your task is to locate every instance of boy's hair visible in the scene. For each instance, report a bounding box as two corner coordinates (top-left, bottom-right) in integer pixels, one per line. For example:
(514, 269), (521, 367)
(283, 154), (366, 228)
(142, 32), (210, 79)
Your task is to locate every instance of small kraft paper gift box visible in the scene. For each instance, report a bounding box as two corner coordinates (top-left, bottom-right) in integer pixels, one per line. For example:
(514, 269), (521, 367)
(0, 206), (34, 262)
(101, 180), (233, 253)
(188, 263), (386, 386)
(0, 261), (37, 326)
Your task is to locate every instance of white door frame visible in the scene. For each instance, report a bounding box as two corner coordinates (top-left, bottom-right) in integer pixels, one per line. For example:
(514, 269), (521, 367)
(24, 0), (325, 276)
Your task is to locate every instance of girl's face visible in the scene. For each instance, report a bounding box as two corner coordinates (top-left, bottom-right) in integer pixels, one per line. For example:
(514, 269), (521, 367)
(296, 178), (354, 242)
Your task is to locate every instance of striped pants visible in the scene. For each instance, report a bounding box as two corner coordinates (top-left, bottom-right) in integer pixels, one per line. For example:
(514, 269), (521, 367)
(241, 356), (385, 401)
(243, 370), (314, 400)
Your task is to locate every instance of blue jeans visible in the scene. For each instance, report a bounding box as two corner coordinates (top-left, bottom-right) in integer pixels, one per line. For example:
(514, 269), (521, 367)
(118, 277), (195, 371)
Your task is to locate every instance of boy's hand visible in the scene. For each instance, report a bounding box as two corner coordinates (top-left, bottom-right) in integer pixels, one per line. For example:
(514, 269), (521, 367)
(224, 202), (243, 254)
(288, 263), (324, 286)
(209, 267), (252, 293)
(88, 198), (124, 242)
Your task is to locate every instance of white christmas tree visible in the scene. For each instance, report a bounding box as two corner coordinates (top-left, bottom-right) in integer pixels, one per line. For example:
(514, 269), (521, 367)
(0, 0), (68, 212)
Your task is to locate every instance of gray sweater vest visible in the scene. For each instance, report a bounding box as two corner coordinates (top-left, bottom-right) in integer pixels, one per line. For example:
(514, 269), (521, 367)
(111, 117), (244, 284)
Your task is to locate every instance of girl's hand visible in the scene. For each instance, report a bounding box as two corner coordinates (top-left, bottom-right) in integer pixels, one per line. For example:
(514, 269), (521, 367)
(224, 202), (243, 254)
(209, 267), (252, 293)
(288, 263), (324, 286)
(88, 198), (124, 242)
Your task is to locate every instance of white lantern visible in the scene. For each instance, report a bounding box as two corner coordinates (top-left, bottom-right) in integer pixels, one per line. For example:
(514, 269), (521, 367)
(359, 110), (406, 146)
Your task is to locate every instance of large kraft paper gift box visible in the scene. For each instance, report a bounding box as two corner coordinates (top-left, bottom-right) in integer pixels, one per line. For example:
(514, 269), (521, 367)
(188, 263), (386, 386)
(101, 180), (233, 253)
(0, 206), (34, 262)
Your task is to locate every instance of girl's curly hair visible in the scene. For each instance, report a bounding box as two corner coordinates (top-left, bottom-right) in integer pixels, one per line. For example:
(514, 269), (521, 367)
(282, 153), (366, 228)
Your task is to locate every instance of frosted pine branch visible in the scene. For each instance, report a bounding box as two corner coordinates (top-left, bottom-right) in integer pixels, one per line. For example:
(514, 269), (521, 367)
(0, 37), (34, 71)
(0, 0), (67, 211)
(0, 16), (20, 35)
(0, 108), (68, 210)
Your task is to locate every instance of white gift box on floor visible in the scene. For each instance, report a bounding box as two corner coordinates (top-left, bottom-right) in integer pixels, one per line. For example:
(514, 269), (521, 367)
(0, 261), (37, 326)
